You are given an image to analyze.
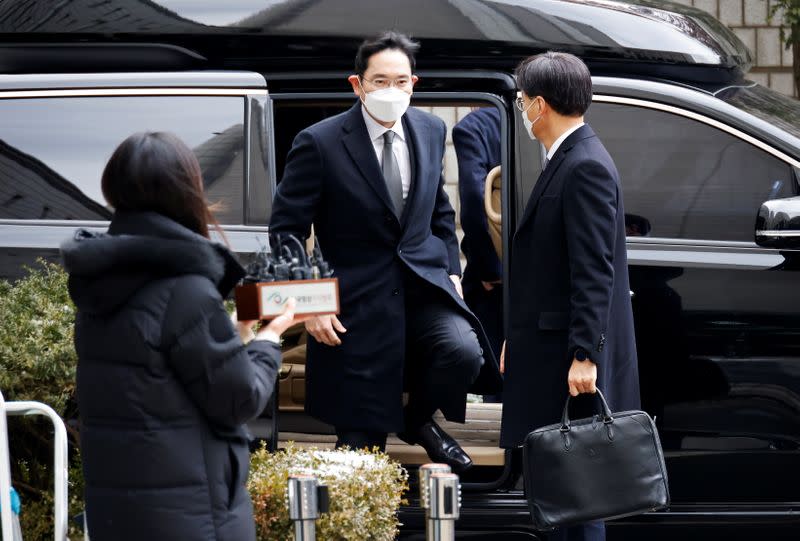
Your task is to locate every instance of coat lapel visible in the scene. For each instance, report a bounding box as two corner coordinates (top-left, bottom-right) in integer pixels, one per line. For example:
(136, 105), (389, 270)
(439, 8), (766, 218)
(400, 110), (426, 228)
(341, 102), (397, 216)
(516, 124), (596, 233)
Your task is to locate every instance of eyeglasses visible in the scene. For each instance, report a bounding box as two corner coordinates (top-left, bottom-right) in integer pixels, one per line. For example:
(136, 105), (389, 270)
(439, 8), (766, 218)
(361, 76), (413, 90)
(515, 95), (536, 112)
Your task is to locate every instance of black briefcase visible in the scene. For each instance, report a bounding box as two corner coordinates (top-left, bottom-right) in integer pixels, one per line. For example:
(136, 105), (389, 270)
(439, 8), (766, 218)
(522, 390), (669, 530)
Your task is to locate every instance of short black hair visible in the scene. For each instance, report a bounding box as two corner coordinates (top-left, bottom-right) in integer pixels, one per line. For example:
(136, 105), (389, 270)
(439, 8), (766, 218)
(515, 52), (592, 117)
(355, 31), (420, 77)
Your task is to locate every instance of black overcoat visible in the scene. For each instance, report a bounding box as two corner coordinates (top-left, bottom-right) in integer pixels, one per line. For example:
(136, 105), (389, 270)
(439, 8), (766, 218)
(452, 106), (503, 295)
(271, 102), (502, 432)
(500, 125), (640, 448)
(61, 211), (280, 541)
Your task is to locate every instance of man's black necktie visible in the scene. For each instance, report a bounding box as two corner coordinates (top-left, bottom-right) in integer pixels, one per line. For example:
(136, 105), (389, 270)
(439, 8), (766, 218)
(382, 131), (404, 218)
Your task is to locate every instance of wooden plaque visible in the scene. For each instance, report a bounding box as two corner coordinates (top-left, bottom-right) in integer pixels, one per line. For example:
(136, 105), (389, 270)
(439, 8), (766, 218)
(235, 278), (340, 320)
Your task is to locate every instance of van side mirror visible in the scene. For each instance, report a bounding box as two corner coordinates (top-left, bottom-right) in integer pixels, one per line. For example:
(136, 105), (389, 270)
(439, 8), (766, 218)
(755, 196), (800, 249)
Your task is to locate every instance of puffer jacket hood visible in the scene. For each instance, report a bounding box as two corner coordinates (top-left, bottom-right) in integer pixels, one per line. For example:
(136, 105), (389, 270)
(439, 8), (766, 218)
(60, 210), (244, 315)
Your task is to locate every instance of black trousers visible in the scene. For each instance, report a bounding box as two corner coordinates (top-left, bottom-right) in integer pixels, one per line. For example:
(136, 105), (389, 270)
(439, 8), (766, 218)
(335, 275), (484, 451)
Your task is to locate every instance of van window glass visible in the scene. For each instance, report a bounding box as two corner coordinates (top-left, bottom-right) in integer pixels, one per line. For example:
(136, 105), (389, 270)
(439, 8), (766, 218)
(587, 102), (795, 242)
(0, 96), (245, 223)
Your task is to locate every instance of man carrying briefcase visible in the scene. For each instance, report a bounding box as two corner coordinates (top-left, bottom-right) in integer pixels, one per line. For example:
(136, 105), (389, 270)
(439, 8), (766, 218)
(499, 52), (641, 541)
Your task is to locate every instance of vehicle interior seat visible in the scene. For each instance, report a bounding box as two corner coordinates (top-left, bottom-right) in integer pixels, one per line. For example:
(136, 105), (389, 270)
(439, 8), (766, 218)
(484, 165), (502, 259)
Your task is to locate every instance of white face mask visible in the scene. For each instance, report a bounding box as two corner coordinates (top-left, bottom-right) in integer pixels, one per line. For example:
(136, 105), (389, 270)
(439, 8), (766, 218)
(361, 86), (411, 123)
(521, 101), (542, 141)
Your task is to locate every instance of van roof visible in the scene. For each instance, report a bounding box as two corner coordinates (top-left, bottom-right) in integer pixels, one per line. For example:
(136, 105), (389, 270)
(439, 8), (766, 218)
(0, 0), (751, 85)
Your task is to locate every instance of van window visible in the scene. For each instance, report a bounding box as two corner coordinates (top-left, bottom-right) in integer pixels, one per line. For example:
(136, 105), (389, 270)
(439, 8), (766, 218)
(0, 96), (245, 224)
(587, 102), (795, 242)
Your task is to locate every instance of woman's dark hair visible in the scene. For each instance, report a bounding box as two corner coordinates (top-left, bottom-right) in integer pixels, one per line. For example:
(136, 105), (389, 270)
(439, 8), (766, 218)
(515, 52), (592, 117)
(101, 132), (218, 239)
(355, 31), (420, 77)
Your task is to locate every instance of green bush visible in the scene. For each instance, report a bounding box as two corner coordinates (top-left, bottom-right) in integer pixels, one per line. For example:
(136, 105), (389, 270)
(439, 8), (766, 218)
(0, 261), (76, 413)
(0, 261), (84, 540)
(249, 444), (409, 540)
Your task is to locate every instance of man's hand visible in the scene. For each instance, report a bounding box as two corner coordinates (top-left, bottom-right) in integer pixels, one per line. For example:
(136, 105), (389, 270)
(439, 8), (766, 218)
(449, 274), (464, 299)
(500, 340), (506, 374)
(305, 314), (347, 346)
(481, 280), (501, 292)
(568, 358), (597, 396)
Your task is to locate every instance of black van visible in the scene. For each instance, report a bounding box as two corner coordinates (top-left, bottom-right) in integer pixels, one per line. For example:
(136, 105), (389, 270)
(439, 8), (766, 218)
(0, 1), (799, 539)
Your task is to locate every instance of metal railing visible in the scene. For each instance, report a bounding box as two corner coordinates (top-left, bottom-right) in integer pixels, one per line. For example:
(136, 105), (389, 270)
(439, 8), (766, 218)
(0, 390), (69, 541)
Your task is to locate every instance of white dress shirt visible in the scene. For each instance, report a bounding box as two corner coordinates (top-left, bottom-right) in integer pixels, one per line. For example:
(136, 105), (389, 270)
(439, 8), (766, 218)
(362, 106), (412, 200)
(546, 121), (585, 161)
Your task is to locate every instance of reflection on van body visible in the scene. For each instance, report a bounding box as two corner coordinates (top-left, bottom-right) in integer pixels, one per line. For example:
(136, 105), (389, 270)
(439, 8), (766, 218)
(0, 95), (247, 281)
(0, 139), (111, 221)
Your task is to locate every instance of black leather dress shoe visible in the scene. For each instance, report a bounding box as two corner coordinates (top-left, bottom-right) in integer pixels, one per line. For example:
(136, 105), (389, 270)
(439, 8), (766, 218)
(398, 421), (473, 474)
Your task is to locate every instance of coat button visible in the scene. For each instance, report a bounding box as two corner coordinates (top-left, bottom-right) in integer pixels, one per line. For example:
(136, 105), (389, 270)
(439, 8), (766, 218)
(392, 289), (400, 296)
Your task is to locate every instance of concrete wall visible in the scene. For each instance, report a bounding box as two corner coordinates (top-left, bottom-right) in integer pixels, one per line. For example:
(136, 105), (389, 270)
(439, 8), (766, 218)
(673, 0), (796, 96)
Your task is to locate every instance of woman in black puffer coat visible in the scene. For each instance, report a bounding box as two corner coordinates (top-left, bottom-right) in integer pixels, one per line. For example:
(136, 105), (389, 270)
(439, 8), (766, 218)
(61, 132), (300, 541)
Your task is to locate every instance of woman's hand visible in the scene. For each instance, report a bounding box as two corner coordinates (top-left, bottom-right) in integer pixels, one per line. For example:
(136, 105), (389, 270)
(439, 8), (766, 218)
(232, 310), (259, 343)
(256, 298), (311, 344)
(233, 299), (311, 345)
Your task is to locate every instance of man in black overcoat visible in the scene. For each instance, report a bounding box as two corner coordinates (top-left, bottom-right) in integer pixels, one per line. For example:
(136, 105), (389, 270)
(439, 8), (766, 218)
(500, 52), (640, 541)
(270, 31), (501, 472)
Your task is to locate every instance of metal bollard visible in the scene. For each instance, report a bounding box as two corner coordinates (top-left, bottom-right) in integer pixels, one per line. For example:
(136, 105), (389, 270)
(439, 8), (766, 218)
(426, 472), (461, 541)
(287, 474), (329, 541)
(418, 463), (451, 511)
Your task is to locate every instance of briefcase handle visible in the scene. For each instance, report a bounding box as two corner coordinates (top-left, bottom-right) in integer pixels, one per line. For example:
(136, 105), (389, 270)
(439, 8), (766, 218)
(560, 389), (614, 432)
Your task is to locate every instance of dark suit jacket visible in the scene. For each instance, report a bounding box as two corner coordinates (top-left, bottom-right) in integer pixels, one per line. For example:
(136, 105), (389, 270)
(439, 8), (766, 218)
(452, 107), (503, 296)
(271, 102), (501, 432)
(500, 124), (640, 447)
